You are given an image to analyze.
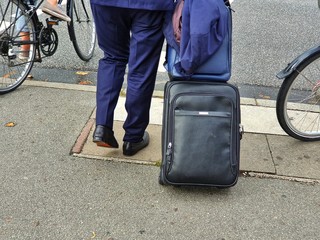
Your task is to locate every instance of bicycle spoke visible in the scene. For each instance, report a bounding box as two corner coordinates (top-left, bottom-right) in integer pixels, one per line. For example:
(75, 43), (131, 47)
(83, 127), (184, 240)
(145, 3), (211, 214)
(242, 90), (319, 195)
(0, 0), (36, 94)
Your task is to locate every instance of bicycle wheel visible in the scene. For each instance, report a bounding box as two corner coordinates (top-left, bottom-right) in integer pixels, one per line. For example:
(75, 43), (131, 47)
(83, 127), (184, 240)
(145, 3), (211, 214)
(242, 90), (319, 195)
(0, 0), (37, 94)
(67, 0), (96, 61)
(276, 52), (320, 141)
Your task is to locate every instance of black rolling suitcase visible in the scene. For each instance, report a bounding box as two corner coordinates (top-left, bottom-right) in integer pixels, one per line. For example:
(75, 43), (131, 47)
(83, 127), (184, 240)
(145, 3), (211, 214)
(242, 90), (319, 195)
(159, 81), (243, 188)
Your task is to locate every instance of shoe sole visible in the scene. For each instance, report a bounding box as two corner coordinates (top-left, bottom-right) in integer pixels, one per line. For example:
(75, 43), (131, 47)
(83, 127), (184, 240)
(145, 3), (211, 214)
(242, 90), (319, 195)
(93, 138), (118, 148)
(95, 141), (112, 148)
(42, 7), (71, 22)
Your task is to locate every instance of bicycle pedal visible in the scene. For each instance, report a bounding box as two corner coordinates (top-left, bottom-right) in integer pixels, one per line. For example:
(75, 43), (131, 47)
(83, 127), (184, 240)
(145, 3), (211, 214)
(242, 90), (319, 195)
(47, 18), (59, 25)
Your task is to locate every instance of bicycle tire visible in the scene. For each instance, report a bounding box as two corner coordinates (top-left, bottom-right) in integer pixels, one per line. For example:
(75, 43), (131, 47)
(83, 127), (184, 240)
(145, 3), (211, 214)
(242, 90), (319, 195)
(67, 0), (96, 61)
(276, 52), (320, 141)
(0, 0), (37, 94)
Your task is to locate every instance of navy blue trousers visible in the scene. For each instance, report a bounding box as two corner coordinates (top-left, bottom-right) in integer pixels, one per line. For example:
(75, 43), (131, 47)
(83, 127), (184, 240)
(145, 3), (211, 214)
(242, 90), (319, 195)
(91, 5), (165, 142)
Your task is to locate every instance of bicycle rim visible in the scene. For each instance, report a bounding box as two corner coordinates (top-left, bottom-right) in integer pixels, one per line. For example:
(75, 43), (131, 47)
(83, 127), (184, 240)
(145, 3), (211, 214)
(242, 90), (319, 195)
(276, 53), (320, 141)
(0, 0), (36, 94)
(68, 0), (96, 61)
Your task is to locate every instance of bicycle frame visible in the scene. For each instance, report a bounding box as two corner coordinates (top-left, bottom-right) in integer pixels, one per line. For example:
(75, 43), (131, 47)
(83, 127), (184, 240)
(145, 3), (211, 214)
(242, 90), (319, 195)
(0, 0), (96, 94)
(1, 1), (39, 35)
(1, 0), (74, 63)
(0, 0), (42, 63)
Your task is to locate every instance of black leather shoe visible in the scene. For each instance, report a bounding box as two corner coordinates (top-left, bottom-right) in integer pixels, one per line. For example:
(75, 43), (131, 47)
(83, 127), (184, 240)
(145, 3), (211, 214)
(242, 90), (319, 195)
(93, 125), (119, 148)
(123, 131), (149, 156)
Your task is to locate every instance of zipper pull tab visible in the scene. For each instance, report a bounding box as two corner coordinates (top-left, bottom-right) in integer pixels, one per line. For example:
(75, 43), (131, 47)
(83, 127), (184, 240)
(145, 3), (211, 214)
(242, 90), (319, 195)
(166, 142), (172, 155)
(166, 142), (172, 161)
(166, 142), (173, 171)
(239, 124), (244, 140)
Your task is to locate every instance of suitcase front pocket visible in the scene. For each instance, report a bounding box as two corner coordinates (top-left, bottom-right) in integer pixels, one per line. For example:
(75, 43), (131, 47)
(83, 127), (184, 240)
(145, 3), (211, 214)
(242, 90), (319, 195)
(166, 106), (236, 186)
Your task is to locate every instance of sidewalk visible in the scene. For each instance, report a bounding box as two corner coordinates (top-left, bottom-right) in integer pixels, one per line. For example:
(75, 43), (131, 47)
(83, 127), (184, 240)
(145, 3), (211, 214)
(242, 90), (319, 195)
(61, 83), (320, 183)
(23, 79), (320, 182)
(1, 81), (320, 239)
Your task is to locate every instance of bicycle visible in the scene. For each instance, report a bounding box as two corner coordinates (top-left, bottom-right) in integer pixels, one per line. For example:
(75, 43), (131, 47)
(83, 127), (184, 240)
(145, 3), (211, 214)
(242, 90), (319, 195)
(0, 0), (96, 94)
(276, 0), (320, 141)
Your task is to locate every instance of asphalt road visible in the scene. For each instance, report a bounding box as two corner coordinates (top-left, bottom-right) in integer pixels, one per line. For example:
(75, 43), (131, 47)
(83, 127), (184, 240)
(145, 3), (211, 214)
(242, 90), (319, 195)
(30, 0), (320, 99)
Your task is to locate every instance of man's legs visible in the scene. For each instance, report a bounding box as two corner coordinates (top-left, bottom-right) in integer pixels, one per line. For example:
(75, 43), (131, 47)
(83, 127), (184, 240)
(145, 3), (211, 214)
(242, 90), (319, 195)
(123, 9), (165, 143)
(91, 4), (130, 147)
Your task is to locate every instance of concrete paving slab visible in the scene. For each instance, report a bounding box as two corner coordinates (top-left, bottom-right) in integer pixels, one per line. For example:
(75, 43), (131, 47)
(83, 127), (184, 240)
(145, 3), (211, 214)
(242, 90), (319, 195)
(268, 135), (320, 180)
(113, 96), (164, 125)
(79, 121), (162, 165)
(241, 105), (285, 135)
(240, 133), (275, 174)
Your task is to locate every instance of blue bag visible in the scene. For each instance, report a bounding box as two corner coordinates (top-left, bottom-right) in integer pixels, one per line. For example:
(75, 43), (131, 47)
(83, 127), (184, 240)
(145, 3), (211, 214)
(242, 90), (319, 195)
(165, 2), (232, 82)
